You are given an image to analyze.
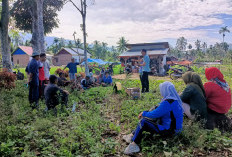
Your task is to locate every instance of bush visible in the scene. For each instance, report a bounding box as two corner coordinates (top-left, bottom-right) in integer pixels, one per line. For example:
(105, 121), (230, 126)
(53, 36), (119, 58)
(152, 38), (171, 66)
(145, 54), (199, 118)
(0, 68), (17, 89)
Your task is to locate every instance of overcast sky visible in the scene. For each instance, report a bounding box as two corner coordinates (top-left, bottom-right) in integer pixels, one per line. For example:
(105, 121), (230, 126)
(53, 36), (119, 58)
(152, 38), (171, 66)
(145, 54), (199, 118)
(49, 0), (232, 47)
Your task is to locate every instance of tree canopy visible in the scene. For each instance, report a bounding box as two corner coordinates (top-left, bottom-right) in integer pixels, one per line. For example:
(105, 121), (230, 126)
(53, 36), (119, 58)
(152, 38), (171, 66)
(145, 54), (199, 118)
(11, 0), (65, 34)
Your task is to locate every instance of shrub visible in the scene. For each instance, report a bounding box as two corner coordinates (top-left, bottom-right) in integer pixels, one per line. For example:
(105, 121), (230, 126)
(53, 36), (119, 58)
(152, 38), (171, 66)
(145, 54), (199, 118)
(0, 68), (17, 89)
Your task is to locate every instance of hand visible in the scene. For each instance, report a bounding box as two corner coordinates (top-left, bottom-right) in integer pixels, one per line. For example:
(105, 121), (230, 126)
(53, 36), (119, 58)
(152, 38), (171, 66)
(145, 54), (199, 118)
(138, 112), (143, 119)
(63, 90), (70, 95)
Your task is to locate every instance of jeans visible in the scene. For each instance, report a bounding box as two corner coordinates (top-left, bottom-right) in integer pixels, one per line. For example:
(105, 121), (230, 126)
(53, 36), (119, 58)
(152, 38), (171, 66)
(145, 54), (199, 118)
(69, 73), (76, 81)
(39, 80), (45, 99)
(206, 108), (232, 132)
(29, 82), (39, 107)
(132, 118), (160, 144)
(141, 71), (149, 92)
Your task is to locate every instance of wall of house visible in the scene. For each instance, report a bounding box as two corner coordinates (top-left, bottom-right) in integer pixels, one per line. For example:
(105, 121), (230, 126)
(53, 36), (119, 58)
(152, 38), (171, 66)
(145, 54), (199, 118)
(53, 53), (72, 66)
(13, 54), (29, 67)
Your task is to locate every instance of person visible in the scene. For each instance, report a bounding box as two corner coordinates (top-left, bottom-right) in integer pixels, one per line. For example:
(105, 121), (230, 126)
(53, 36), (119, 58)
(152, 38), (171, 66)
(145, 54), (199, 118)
(28, 52), (40, 109)
(97, 73), (103, 84)
(138, 49), (150, 93)
(41, 53), (50, 83)
(81, 76), (92, 90)
(125, 63), (132, 74)
(38, 53), (46, 99)
(101, 67), (105, 76)
(64, 58), (83, 81)
(89, 69), (95, 83)
(180, 71), (207, 122)
(109, 63), (114, 75)
(57, 72), (70, 87)
(138, 57), (143, 83)
(44, 75), (69, 115)
(204, 67), (232, 131)
(102, 71), (113, 86)
(123, 82), (183, 155)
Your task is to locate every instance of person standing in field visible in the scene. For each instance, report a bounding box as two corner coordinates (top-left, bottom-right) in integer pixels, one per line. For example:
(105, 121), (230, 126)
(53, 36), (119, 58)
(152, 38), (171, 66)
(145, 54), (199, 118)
(40, 53), (50, 83)
(38, 54), (46, 99)
(64, 58), (84, 81)
(28, 52), (40, 109)
(138, 49), (150, 93)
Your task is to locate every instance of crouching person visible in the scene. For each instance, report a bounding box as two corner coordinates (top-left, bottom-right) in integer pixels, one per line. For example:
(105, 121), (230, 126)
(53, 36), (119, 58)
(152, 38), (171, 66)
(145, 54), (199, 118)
(102, 71), (113, 87)
(123, 82), (183, 155)
(44, 75), (69, 115)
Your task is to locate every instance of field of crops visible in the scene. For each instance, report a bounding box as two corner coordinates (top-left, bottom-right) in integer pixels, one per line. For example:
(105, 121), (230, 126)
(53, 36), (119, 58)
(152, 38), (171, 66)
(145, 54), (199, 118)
(1, 65), (232, 156)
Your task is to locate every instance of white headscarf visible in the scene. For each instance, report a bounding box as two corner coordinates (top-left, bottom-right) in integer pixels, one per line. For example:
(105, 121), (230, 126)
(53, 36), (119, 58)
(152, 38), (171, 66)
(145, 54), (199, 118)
(159, 81), (182, 107)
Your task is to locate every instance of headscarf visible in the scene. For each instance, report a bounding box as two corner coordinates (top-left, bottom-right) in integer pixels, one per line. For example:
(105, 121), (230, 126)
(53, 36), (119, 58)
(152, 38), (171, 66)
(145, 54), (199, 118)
(159, 81), (182, 108)
(205, 67), (230, 92)
(182, 71), (206, 97)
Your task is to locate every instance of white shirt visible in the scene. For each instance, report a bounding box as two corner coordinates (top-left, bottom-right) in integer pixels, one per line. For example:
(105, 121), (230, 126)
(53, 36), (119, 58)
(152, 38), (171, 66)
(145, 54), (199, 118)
(43, 61), (50, 79)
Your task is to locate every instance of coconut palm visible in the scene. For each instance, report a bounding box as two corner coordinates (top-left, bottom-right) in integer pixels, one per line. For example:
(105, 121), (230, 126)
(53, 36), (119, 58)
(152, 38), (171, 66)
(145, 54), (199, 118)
(219, 26), (230, 43)
(176, 37), (187, 52)
(219, 26), (230, 51)
(117, 37), (128, 53)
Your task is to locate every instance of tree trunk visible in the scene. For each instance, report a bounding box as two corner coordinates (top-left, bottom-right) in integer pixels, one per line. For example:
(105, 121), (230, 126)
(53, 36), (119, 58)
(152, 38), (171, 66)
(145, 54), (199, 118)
(0, 0), (12, 71)
(31, 0), (45, 54)
(82, 0), (89, 76)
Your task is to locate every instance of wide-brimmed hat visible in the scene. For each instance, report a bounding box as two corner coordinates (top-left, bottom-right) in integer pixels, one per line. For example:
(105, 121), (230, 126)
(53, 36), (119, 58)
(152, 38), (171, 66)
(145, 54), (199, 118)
(32, 52), (40, 57)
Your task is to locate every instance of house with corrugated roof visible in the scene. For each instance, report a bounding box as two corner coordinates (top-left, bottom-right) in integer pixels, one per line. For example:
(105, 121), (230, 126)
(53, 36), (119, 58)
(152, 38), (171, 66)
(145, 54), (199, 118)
(12, 46), (33, 67)
(119, 42), (170, 74)
(52, 48), (92, 66)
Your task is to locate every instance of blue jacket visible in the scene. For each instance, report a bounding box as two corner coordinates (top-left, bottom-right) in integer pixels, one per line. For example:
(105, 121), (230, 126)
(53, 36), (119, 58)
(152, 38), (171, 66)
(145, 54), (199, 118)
(28, 59), (39, 86)
(103, 76), (113, 84)
(142, 100), (183, 133)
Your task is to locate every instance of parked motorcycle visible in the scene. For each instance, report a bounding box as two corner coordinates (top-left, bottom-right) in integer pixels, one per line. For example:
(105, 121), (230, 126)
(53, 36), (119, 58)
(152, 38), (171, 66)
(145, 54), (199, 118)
(169, 66), (193, 80)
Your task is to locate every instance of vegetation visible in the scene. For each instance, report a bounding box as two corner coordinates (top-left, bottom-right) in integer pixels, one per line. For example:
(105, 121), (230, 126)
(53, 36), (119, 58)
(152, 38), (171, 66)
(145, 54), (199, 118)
(1, 65), (232, 156)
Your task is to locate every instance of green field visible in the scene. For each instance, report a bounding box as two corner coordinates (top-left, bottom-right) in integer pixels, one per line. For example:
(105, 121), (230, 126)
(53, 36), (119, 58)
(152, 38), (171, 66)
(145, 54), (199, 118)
(1, 65), (232, 156)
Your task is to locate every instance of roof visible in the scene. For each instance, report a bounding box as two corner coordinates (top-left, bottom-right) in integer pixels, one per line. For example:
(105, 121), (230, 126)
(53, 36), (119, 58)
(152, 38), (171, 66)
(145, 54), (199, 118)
(13, 46), (33, 56)
(167, 60), (192, 66)
(58, 48), (92, 56)
(126, 42), (169, 48)
(119, 48), (169, 57)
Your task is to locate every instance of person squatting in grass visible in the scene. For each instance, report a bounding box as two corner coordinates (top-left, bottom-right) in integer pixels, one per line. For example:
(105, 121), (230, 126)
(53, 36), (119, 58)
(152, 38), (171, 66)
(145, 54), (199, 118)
(181, 71), (208, 123)
(28, 52), (40, 109)
(204, 67), (232, 132)
(44, 75), (69, 115)
(102, 71), (113, 87)
(123, 81), (183, 155)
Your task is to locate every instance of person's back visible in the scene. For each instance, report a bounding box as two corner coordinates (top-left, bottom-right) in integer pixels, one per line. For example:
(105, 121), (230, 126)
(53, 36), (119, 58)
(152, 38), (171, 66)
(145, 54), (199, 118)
(204, 81), (231, 114)
(44, 83), (60, 109)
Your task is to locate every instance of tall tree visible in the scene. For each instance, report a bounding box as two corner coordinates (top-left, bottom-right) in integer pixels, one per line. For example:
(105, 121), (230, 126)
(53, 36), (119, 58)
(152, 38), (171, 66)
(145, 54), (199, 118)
(117, 37), (128, 53)
(188, 44), (192, 50)
(11, 0), (65, 54)
(201, 42), (207, 53)
(69, 0), (94, 76)
(195, 39), (201, 51)
(0, 0), (12, 71)
(219, 26), (230, 51)
(176, 37), (187, 52)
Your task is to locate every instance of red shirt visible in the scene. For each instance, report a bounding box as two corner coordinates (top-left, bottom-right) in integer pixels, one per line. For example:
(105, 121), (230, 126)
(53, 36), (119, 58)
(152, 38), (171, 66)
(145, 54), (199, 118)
(204, 82), (231, 114)
(39, 67), (45, 81)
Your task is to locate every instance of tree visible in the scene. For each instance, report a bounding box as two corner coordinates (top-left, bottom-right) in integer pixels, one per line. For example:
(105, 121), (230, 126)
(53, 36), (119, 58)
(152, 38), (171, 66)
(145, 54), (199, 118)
(201, 42), (207, 53)
(219, 26), (230, 51)
(11, 0), (65, 54)
(117, 37), (128, 53)
(195, 39), (201, 51)
(0, 0), (12, 71)
(188, 44), (192, 50)
(69, 0), (95, 76)
(176, 37), (187, 52)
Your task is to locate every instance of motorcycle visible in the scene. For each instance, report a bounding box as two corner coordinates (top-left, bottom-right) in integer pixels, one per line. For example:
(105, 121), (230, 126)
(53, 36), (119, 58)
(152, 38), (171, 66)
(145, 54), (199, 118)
(169, 66), (193, 80)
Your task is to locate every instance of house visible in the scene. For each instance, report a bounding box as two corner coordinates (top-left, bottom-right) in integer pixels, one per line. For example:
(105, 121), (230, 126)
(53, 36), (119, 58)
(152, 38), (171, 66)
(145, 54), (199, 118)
(12, 46), (33, 67)
(52, 48), (92, 66)
(119, 42), (170, 74)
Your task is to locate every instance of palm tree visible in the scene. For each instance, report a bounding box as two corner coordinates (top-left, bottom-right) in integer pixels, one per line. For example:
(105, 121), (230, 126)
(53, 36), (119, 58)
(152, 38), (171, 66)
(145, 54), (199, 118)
(201, 42), (207, 53)
(117, 37), (128, 53)
(219, 26), (230, 51)
(219, 26), (230, 43)
(195, 39), (201, 51)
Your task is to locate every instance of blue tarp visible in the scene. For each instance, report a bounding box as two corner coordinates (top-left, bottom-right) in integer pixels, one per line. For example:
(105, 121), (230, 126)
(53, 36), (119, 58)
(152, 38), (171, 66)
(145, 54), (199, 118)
(81, 58), (111, 65)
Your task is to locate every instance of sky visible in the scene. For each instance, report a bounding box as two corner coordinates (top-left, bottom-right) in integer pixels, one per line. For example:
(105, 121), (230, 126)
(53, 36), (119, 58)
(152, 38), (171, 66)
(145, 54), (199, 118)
(49, 0), (232, 48)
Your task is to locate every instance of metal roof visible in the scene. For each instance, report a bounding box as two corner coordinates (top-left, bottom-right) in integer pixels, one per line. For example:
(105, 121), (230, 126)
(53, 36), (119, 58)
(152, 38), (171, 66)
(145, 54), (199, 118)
(119, 48), (169, 57)
(63, 48), (79, 56)
(72, 48), (92, 56)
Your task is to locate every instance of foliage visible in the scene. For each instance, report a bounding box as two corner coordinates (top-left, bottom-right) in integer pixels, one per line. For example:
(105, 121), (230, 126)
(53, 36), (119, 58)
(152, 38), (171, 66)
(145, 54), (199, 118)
(11, 0), (65, 34)
(117, 37), (128, 53)
(176, 37), (187, 52)
(0, 68), (16, 89)
(55, 68), (69, 77)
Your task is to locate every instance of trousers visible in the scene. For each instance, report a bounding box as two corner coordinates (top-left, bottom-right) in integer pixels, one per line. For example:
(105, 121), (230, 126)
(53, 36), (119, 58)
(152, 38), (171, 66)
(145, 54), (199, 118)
(141, 71), (149, 92)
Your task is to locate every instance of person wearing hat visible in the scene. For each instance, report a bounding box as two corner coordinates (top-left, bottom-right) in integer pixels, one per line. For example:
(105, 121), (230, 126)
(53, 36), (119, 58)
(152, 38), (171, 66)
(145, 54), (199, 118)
(28, 52), (40, 109)
(64, 58), (85, 81)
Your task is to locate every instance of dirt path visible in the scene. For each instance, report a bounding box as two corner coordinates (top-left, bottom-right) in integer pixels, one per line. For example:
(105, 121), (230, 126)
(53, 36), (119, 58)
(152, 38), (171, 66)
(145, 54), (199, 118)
(112, 73), (172, 81)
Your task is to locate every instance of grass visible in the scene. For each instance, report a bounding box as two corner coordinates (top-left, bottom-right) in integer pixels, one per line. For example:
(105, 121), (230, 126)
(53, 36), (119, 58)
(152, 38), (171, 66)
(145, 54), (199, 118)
(1, 65), (232, 156)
